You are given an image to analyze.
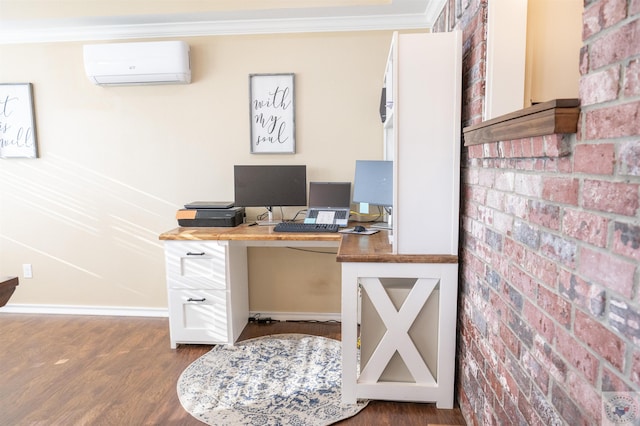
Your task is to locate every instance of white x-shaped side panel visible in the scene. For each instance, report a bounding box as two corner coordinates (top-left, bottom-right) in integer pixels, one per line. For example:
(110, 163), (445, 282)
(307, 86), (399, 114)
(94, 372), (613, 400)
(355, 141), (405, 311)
(358, 277), (438, 385)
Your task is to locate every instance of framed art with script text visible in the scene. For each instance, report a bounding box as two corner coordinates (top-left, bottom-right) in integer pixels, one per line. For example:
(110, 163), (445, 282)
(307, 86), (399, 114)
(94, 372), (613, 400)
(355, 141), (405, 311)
(249, 73), (295, 154)
(0, 83), (38, 159)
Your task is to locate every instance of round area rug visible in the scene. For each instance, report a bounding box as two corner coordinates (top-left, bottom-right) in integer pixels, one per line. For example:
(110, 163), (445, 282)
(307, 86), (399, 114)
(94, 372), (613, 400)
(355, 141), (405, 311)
(177, 333), (368, 425)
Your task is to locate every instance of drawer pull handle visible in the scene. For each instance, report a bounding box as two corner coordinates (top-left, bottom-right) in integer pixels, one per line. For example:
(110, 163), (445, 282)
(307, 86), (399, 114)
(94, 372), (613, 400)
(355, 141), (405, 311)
(187, 297), (206, 302)
(186, 252), (205, 256)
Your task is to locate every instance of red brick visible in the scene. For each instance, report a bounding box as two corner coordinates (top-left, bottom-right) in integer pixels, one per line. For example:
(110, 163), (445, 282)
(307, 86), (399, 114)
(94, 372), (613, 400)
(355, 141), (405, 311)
(489, 331), (507, 366)
(515, 158), (536, 172)
(485, 361), (503, 403)
(558, 156), (573, 173)
(524, 302), (556, 344)
(578, 246), (636, 298)
(523, 250), (559, 289)
(532, 137), (545, 157)
(468, 144), (483, 158)
(589, 19), (640, 70)
(619, 140), (640, 176)
(522, 350), (550, 394)
(529, 200), (560, 230)
(574, 143), (616, 174)
(492, 250), (510, 279)
(574, 310), (626, 371)
(540, 232), (578, 268)
(497, 362), (520, 406)
(469, 185), (487, 204)
(500, 321), (521, 358)
(609, 298), (640, 345)
(514, 173), (543, 198)
(494, 171), (514, 191)
(631, 349), (640, 387)
(602, 366), (635, 392)
(478, 205), (494, 227)
(584, 101), (640, 139)
(555, 326), (599, 384)
(613, 221), (640, 261)
(562, 208), (609, 247)
(632, 0), (640, 15)
(579, 65), (620, 105)
(543, 134), (571, 158)
(518, 390), (546, 425)
(551, 384), (590, 426)
(505, 193), (528, 218)
(537, 286), (571, 328)
(558, 269), (606, 317)
(470, 219), (484, 241)
(505, 238), (526, 264)
(533, 335), (568, 385)
(520, 139), (532, 158)
(542, 177), (579, 205)
(522, 138), (534, 157)
(580, 45), (589, 76)
(538, 157), (554, 172)
(624, 59), (640, 97)
(566, 371), (603, 422)
(582, 0), (628, 40)
(582, 179), (639, 216)
(486, 142), (499, 158)
(478, 168), (495, 188)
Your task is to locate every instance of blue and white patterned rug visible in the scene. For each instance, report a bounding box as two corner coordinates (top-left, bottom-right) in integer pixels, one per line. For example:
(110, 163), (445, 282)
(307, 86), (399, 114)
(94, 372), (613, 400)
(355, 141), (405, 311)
(177, 333), (368, 425)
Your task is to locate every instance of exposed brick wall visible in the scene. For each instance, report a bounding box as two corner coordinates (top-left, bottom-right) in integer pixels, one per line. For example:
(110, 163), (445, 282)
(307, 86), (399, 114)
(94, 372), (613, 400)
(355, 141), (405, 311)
(435, 1), (640, 424)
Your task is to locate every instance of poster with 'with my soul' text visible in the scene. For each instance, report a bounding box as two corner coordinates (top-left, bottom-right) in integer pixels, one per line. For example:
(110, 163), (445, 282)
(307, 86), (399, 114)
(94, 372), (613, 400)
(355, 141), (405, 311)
(249, 74), (295, 154)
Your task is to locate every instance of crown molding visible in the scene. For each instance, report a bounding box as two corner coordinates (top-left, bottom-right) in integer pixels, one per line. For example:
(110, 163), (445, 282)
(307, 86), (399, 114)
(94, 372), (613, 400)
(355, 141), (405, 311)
(0, 12), (437, 44)
(424, 0), (447, 24)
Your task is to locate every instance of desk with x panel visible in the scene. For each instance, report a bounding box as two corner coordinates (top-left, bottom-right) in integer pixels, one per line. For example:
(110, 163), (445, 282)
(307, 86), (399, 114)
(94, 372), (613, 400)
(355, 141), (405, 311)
(159, 223), (458, 408)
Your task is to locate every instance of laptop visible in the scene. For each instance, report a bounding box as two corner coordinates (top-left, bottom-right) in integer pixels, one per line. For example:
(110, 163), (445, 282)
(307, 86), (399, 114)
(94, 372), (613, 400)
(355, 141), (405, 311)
(304, 182), (351, 227)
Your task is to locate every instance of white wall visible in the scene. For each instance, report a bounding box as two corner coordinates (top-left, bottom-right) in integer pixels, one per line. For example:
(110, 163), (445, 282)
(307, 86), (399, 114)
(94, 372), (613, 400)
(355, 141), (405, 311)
(0, 31), (393, 313)
(525, 0), (582, 104)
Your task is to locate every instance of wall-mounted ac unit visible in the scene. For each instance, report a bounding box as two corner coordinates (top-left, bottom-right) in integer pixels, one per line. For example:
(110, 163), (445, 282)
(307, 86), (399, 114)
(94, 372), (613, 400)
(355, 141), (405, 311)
(83, 41), (191, 86)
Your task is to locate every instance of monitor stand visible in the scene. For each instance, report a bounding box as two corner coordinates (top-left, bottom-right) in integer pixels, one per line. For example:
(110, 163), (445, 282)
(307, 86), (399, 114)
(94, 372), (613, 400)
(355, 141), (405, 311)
(370, 212), (392, 230)
(256, 208), (282, 226)
(371, 223), (392, 230)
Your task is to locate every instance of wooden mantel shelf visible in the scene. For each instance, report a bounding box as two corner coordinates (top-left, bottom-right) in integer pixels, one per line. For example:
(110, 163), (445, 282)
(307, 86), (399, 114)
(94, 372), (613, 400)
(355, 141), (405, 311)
(463, 99), (580, 146)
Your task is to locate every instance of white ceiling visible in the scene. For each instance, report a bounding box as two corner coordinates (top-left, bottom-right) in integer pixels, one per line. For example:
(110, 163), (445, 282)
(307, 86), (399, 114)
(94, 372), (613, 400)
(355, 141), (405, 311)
(0, 0), (446, 44)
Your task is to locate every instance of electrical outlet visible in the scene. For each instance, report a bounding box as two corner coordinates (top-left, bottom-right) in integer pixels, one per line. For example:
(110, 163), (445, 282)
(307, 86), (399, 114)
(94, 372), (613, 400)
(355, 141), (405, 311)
(22, 264), (33, 279)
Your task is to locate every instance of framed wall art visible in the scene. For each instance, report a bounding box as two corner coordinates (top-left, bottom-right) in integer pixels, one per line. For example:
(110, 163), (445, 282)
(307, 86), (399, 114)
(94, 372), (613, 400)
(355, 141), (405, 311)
(249, 73), (295, 154)
(0, 83), (38, 159)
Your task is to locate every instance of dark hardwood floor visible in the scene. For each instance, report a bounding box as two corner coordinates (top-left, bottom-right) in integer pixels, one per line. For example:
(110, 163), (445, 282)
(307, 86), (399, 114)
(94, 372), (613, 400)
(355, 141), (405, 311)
(0, 314), (466, 425)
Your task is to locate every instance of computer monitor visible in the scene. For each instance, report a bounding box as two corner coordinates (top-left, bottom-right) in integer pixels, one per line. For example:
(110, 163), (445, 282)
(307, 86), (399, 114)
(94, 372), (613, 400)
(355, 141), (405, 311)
(353, 160), (393, 206)
(353, 160), (393, 229)
(234, 165), (307, 224)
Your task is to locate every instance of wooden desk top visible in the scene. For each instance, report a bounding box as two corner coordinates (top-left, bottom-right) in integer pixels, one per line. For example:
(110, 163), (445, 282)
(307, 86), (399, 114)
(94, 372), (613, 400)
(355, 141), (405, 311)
(159, 224), (458, 264)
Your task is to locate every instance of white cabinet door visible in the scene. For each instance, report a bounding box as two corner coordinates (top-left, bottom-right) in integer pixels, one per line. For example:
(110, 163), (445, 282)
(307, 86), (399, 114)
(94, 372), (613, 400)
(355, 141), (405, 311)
(165, 241), (227, 290)
(167, 288), (229, 346)
(388, 31), (462, 255)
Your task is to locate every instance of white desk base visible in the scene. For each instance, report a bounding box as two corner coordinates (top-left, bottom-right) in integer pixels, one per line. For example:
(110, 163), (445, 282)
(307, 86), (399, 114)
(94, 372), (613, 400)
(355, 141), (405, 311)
(341, 262), (458, 409)
(161, 226), (458, 408)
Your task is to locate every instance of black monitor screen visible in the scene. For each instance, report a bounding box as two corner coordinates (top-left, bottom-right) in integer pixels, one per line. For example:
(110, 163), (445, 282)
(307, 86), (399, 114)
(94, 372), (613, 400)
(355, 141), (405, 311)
(308, 182), (351, 208)
(234, 165), (307, 207)
(352, 160), (393, 206)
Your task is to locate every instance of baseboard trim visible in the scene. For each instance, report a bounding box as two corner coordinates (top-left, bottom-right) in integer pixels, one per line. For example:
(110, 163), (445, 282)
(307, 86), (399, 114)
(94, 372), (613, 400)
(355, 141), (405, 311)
(249, 311), (341, 323)
(0, 304), (168, 318)
(0, 305), (339, 322)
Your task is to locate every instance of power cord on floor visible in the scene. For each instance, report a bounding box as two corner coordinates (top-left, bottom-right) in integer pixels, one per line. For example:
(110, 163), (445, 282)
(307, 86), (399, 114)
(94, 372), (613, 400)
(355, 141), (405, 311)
(248, 314), (278, 324)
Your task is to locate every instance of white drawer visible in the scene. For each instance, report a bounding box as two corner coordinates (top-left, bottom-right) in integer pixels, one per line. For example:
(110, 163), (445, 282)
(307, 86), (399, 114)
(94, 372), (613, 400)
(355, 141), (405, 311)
(168, 288), (229, 345)
(164, 241), (227, 289)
